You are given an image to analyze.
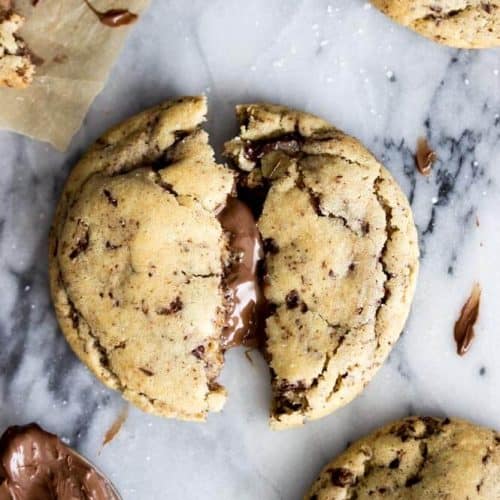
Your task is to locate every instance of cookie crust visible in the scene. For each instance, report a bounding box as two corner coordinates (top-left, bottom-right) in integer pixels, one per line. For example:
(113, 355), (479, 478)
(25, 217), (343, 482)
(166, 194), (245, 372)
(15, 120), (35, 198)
(305, 417), (500, 499)
(371, 0), (500, 48)
(225, 104), (419, 429)
(49, 97), (235, 420)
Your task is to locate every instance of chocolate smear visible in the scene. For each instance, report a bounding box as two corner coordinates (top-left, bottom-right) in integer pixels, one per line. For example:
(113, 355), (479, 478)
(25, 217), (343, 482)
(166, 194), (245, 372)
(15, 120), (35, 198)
(244, 133), (303, 162)
(102, 405), (129, 447)
(0, 423), (121, 499)
(218, 197), (265, 349)
(454, 283), (481, 356)
(415, 137), (437, 176)
(83, 0), (138, 27)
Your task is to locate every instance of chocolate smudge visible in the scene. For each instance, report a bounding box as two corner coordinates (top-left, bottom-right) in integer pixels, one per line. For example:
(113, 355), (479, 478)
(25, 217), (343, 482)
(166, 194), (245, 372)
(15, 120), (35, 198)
(415, 137), (437, 176)
(102, 405), (129, 447)
(454, 283), (481, 356)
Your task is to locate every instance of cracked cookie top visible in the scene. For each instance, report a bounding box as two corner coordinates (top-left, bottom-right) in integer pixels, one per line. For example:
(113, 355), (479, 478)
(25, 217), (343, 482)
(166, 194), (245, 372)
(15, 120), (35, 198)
(49, 97), (236, 421)
(225, 104), (419, 429)
(371, 0), (500, 48)
(305, 417), (500, 499)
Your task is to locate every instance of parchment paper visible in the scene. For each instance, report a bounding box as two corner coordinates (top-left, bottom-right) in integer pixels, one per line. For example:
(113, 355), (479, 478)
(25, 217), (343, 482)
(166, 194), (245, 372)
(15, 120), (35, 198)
(0, 0), (150, 150)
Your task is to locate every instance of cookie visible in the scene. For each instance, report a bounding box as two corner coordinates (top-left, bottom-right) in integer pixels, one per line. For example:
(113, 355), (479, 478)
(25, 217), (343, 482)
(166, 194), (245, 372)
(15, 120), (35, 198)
(0, 423), (121, 499)
(371, 1), (500, 48)
(0, 7), (35, 88)
(225, 104), (419, 429)
(305, 416), (500, 499)
(49, 96), (250, 421)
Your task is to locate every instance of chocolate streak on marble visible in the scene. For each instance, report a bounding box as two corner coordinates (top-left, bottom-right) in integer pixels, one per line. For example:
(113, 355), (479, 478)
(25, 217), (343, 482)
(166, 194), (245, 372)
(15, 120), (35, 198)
(83, 0), (138, 27)
(454, 283), (481, 356)
(0, 423), (121, 499)
(217, 197), (265, 349)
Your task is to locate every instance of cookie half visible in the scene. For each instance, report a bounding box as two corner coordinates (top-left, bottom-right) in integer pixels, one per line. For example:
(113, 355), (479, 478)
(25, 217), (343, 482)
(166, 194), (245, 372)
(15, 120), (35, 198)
(305, 416), (500, 499)
(225, 104), (419, 429)
(49, 96), (242, 421)
(371, 0), (500, 48)
(0, 7), (35, 88)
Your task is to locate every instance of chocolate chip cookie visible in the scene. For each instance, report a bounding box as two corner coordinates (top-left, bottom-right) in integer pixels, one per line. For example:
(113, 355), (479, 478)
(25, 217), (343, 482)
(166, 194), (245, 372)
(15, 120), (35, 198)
(371, 1), (500, 48)
(49, 96), (245, 421)
(0, 5), (35, 88)
(225, 104), (419, 429)
(305, 416), (500, 499)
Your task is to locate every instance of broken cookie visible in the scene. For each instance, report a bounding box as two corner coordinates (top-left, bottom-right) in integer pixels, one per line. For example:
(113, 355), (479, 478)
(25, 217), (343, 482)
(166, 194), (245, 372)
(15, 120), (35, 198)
(0, 6), (36, 88)
(371, 0), (500, 49)
(305, 416), (500, 499)
(225, 104), (419, 429)
(50, 98), (419, 427)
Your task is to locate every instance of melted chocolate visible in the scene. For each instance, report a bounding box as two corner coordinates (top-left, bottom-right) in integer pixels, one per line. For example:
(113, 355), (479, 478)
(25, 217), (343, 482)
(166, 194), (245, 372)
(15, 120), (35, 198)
(83, 0), (138, 27)
(243, 133), (303, 162)
(415, 137), (437, 176)
(454, 283), (481, 356)
(0, 424), (121, 499)
(218, 197), (264, 349)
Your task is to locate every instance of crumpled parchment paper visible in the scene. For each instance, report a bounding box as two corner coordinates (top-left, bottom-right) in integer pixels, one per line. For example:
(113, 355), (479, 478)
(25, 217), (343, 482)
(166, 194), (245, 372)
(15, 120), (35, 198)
(0, 0), (150, 150)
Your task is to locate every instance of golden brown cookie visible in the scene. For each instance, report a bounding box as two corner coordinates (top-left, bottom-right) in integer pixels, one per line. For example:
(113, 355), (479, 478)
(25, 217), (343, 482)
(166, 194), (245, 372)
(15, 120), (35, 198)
(371, 0), (500, 48)
(49, 97), (236, 421)
(305, 417), (500, 499)
(225, 104), (419, 429)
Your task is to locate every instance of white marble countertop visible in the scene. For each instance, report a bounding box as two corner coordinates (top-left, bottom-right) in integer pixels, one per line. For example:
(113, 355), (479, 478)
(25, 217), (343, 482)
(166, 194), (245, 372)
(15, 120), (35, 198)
(0, 1), (499, 498)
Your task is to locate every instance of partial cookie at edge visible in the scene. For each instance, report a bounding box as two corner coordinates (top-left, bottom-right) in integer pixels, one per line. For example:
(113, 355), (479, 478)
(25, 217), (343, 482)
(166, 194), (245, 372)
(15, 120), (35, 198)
(305, 416), (500, 499)
(371, 0), (500, 49)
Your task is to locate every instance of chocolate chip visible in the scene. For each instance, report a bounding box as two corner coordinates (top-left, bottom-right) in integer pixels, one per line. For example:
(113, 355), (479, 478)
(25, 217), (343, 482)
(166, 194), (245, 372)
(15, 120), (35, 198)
(300, 302), (308, 313)
(405, 475), (422, 487)
(243, 133), (303, 162)
(69, 221), (89, 260)
(482, 3), (492, 14)
(263, 238), (280, 255)
(329, 468), (355, 487)
(389, 458), (400, 469)
(103, 189), (118, 207)
(191, 345), (205, 360)
(285, 290), (300, 309)
(157, 296), (183, 315)
(139, 367), (154, 376)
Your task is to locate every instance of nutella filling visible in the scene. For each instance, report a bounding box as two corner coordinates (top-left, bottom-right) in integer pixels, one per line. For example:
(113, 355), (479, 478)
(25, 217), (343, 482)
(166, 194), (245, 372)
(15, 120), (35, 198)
(83, 0), (138, 27)
(243, 133), (303, 162)
(0, 424), (121, 500)
(218, 197), (264, 349)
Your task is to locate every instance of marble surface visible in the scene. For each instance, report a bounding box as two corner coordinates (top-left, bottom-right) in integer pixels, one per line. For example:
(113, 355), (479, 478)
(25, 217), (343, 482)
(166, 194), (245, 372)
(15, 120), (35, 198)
(0, 1), (499, 498)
